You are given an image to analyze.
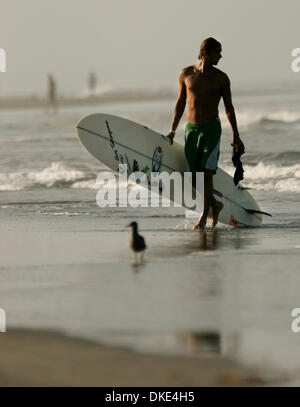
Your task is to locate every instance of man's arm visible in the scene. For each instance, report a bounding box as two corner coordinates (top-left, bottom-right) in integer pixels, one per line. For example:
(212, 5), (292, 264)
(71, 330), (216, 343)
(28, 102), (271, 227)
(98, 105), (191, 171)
(221, 74), (244, 152)
(166, 70), (187, 144)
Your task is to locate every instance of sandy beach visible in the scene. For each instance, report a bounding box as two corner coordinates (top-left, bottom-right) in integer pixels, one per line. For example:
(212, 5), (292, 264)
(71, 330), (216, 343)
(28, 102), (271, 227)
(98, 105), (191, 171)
(0, 329), (270, 387)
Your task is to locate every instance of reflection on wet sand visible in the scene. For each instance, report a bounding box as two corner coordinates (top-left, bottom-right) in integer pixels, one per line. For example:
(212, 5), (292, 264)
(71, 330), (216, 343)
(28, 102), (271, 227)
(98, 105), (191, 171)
(199, 229), (218, 250)
(187, 331), (220, 354)
(130, 260), (147, 273)
(197, 228), (255, 252)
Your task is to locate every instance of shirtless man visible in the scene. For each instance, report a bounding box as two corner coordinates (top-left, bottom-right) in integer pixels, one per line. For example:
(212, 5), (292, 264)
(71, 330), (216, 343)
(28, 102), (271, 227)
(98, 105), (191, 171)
(166, 37), (244, 228)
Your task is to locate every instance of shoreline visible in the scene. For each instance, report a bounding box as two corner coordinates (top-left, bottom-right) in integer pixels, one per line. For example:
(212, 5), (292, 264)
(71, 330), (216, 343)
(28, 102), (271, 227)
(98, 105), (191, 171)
(0, 328), (275, 387)
(0, 87), (300, 111)
(0, 93), (175, 111)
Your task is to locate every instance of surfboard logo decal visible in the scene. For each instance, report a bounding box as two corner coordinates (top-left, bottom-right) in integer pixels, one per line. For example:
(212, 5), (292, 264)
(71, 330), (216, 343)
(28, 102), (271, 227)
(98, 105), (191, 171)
(141, 165), (150, 174)
(229, 215), (242, 227)
(152, 147), (163, 172)
(124, 153), (131, 173)
(105, 120), (114, 148)
(105, 120), (120, 161)
(132, 160), (139, 172)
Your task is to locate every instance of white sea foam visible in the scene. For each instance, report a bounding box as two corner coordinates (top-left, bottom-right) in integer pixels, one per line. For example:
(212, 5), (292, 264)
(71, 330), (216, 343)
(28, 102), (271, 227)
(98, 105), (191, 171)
(0, 163), (147, 192)
(174, 109), (300, 132)
(246, 178), (300, 192)
(72, 178), (131, 190)
(218, 110), (300, 129)
(77, 163), (300, 193)
(77, 83), (113, 98)
(0, 162), (88, 191)
(244, 162), (300, 179)
(1, 159), (300, 193)
(222, 162), (300, 192)
(71, 180), (99, 190)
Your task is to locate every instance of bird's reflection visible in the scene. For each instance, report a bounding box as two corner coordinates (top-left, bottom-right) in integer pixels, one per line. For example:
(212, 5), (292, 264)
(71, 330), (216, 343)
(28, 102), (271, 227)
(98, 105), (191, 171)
(187, 331), (220, 354)
(130, 260), (147, 273)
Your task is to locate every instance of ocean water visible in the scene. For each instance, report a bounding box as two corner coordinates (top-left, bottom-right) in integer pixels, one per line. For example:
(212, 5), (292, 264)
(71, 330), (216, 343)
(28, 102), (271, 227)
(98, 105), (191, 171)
(1, 92), (300, 382)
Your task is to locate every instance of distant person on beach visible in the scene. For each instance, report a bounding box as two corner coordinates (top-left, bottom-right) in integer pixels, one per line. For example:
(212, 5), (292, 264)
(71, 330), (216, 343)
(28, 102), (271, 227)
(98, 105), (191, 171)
(166, 37), (244, 229)
(47, 74), (57, 113)
(88, 71), (97, 97)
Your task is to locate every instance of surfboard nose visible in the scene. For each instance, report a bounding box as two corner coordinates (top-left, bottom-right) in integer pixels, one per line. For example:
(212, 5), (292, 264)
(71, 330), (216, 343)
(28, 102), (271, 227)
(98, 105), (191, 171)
(76, 113), (117, 131)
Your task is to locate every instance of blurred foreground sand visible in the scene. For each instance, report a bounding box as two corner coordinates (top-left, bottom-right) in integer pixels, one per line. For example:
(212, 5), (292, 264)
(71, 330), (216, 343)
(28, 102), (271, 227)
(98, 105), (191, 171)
(0, 329), (268, 386)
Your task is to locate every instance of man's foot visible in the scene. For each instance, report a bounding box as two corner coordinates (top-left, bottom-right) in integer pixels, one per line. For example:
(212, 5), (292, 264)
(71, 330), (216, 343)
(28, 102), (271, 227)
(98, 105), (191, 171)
(210, 201), (224, 228)
(193, 216), (207, 229)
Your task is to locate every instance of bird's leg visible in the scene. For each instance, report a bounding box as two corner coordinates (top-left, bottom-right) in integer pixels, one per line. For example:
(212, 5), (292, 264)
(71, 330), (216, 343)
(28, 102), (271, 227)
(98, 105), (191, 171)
(140, 251), (144, 263)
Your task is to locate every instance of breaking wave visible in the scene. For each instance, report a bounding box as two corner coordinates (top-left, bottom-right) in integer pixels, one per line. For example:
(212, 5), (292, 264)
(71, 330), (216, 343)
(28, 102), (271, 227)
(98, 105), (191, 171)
(0, 162), (96, 191)
(222, 162), (300, 192)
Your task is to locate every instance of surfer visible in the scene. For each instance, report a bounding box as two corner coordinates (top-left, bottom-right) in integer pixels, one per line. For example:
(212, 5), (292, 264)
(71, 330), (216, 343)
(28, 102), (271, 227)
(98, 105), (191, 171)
(47, 74), (57, 113)
(166, 37), (244, 228)
(88, 71), (97, 97)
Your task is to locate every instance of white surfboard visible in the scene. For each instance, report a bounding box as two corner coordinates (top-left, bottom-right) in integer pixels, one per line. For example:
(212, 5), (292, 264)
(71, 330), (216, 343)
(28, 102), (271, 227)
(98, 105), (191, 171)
(76, 113), (269, 227)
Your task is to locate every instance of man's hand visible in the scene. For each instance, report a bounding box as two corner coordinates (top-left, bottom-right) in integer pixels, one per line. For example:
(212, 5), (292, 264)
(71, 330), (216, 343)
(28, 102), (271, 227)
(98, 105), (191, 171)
(231, 135), (245, 153)
(166, 131), (175, 145)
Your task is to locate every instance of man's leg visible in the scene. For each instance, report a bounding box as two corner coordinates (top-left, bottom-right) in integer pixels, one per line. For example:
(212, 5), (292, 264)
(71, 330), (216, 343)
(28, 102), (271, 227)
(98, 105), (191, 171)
(208, 171), (224, 228)
(193, 170), (213, 229)
(193, 170), (223, 229)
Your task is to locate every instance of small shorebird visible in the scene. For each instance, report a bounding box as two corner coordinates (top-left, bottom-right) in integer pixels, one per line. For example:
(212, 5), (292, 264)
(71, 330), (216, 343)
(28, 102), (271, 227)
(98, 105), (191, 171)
(127, 221), (147, 262)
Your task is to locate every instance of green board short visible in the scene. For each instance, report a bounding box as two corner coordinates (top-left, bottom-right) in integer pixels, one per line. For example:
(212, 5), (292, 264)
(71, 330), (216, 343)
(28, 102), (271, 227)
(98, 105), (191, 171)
(184, 117), (221, 175)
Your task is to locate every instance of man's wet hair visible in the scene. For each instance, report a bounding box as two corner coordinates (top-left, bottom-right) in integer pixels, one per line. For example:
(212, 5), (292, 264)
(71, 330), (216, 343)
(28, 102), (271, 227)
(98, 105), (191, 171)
(198, 37), (221, 59)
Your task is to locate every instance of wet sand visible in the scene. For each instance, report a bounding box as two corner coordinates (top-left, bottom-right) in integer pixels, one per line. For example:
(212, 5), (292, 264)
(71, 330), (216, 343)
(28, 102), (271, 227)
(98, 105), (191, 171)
(0, 329), (267, 387)
(0, 214), (299, 386)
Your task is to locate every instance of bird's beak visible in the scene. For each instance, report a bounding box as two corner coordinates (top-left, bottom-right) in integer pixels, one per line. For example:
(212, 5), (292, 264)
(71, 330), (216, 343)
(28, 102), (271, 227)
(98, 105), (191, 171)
(126, 223), (131, 227)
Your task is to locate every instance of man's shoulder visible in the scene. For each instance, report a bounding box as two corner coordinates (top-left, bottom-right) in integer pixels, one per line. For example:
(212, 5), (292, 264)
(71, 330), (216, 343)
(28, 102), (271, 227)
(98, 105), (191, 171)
(213, 67), (230, 81)
(180, 65), (195, 76)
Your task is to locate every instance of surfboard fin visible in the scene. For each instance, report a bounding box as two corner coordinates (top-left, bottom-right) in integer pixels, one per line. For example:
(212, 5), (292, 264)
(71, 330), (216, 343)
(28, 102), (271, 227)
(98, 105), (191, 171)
(238, 186), (254, 191)
(244, 209), (272, 217)
(213, 189), (272, 217)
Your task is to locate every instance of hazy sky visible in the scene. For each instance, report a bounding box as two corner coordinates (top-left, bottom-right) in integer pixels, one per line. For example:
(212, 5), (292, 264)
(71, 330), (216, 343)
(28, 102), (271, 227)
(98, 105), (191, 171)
(0, 0), (300, 96)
